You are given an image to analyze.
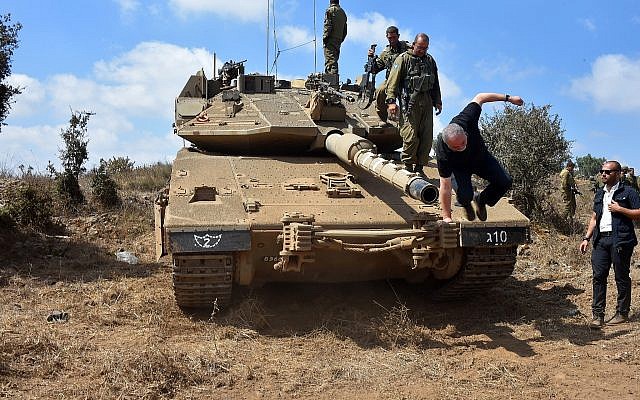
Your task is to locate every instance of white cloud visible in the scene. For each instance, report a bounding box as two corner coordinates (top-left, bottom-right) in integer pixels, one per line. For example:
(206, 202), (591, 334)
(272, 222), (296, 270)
(5, 74), (45, 117)
(474, 55), (545, 82)
(2, 41), (219, 171)
(169, 0), (268, 22)
(578, 18), (596, 32)
(278, 25), (315, 53)
(569, 54), (640, 113)
(345, 12), (409, 47)
(114, 0), (140, 13)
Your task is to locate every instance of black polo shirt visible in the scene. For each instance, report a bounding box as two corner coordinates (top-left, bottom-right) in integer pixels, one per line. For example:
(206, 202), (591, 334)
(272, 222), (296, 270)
(435, 102), (488, 178)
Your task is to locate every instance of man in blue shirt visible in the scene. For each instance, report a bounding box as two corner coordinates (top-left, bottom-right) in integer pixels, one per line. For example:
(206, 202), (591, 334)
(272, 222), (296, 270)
(580, 160), (640, 329)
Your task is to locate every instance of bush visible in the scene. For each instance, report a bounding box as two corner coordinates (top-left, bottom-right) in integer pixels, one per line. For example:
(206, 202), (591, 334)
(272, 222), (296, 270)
(3, 183), (53, 231)
(90, 159), (120, 207)
(481, 103), (571, 219)
(105, 156), (135, 175)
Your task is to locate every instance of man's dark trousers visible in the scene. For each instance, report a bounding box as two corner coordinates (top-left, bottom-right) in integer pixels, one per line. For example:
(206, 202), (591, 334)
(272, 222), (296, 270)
(451, 152), (512, 207)
(591, 235), (633, 317)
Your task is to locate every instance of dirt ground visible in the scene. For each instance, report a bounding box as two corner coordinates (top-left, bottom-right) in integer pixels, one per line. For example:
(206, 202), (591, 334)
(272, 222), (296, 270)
(1, 186), (639, 399)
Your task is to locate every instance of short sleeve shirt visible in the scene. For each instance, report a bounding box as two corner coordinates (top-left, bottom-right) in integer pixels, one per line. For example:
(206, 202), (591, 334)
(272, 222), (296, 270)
(435, 102), (488, 178)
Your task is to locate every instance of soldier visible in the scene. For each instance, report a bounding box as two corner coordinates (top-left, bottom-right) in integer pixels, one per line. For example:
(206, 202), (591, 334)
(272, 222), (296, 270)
(559, 160), (578, 220)
(368, 26), (411, 121)
(625, 167), (639, 191)
(385, 33), (442, 174)
(323, 0), (347, 76)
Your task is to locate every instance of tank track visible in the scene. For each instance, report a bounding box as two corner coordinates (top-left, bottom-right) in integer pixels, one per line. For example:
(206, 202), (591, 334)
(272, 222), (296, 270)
(172, 255), (233, 310)
(430, 246), (517, 301)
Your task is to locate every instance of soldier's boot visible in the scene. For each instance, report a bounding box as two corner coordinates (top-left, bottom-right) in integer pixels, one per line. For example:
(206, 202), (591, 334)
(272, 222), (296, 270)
(414, 165), (425, 176)
(404, 164), (414, 173)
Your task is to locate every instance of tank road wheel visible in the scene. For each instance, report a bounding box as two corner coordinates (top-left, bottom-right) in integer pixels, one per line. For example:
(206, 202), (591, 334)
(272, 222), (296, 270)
(430, 246), (517, 301)
(172, 255), (233, 311)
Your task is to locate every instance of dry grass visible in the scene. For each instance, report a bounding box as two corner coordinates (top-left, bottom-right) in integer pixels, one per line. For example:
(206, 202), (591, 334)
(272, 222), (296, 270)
(2, 175), (640, 399)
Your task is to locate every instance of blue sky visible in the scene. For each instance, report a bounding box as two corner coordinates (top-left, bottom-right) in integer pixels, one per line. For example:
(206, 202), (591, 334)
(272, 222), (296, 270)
(2, 0), (640, 172)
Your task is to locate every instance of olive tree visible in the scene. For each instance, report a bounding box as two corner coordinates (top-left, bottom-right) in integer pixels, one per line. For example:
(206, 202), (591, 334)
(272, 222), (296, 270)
(576, 153), (606, 178)
(0, 13), (22, 130)
(480, 103), (571, 218)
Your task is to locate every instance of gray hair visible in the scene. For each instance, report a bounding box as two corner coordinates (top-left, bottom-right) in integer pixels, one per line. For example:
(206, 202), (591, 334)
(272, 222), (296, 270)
(442, 123), (466, 144)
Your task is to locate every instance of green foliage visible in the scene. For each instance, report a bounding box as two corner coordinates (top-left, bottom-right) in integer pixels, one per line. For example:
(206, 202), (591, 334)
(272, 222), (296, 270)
(105, 156), (135, 175)
(576, 153), (606, 178)
(116, 162), (172, 191)
(56, 169), (84, 205)
(480, 103), (571, 218)
(0, 13), (22, 130)
(49, 110), (92, 205)
(90, 159), (120, 207)
(2, 183), (53, 231)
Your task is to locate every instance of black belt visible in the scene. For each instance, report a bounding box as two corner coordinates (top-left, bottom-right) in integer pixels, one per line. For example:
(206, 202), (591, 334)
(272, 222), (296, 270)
(600, 231), (613, 237)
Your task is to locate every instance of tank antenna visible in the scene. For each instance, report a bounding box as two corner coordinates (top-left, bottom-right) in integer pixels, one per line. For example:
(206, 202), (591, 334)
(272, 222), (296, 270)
(266, 0), (270, 75)
(213, 52), (216, 79)
(313, 0), (317, 73)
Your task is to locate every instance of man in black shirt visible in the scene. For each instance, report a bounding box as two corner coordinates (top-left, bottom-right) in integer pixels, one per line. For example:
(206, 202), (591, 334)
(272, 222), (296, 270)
(435, 93), (524, 222)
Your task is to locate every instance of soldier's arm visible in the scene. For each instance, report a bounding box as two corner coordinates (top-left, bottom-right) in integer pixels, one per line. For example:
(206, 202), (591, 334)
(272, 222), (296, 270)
(431, 58), (443, 107)
(323, 10), (332, 40)
(342, 16), (347, 42)
(384, 56), (404, 100)
(472, 93), (524, 106)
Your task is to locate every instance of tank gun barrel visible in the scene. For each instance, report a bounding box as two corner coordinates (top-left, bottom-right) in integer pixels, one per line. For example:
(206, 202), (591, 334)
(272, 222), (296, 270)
(325, 133), (439, 204)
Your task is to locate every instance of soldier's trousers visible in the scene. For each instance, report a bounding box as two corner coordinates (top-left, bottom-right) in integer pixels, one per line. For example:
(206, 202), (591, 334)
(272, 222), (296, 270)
(375, 80), (388, 121)
(324, 42), (341, 74)
(398, 98), (433, 167)
(562, 196), (576, 218)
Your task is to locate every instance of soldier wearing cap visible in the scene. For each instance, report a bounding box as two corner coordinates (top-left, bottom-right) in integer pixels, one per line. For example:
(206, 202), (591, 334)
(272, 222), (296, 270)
(367, 26), (411, 121)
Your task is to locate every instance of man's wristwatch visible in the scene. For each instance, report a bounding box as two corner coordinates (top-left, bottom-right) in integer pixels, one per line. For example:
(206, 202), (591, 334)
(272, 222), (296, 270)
(505, 94), (511, 102)
(582, 236), (590, 241)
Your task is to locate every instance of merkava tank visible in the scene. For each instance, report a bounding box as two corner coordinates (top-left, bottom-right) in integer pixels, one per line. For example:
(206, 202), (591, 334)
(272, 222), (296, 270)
(155, 60), (530, 310)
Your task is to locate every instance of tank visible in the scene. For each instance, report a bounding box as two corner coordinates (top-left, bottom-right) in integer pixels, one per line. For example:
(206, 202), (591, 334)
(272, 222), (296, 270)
(154, 62), (530, 310)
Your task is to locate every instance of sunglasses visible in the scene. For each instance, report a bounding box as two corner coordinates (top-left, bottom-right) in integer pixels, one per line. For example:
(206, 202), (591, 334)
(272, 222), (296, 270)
(600, 169), (620, 175)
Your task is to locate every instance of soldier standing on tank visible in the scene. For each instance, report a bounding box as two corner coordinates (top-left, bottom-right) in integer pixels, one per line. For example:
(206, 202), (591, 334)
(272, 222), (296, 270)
(580, 160), (640, 329)
(368, 26), (410, 122)
(385, 33), (442, 174)
(560, 160), (577, 220)
(323, 0), (347, 76)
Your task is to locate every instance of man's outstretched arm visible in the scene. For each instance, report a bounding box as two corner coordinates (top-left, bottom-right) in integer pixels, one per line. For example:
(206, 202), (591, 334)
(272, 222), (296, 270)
(439, 176), (453, 222)
(472, 93), (524, 106)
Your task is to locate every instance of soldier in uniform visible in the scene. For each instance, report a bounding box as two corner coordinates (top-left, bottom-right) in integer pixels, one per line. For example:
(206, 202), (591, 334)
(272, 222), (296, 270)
(367, 26), (410, 121)
(625, 167), (639, 191)
(323, 0), (347, 76)
(560, 160), (577, 220)
(385, 33), (442, 174)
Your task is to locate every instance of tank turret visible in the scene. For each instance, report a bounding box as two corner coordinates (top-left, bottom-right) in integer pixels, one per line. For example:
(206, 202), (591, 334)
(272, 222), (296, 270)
(156, 63), (530, 312)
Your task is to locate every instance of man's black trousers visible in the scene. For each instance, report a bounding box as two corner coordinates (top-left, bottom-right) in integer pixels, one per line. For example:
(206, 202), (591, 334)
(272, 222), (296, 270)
(591, 235), (633, 317)
(452, 152), (512, 207)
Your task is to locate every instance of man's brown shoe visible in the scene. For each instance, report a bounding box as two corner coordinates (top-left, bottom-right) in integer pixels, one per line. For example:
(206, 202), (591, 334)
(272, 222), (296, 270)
(607, 313), (629, 325)
(590, 316), (604, 329)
